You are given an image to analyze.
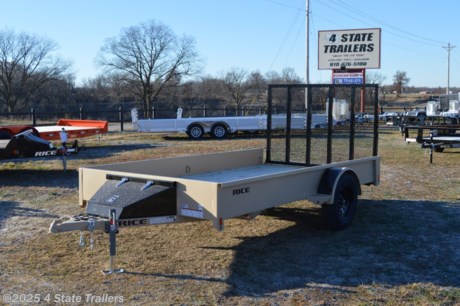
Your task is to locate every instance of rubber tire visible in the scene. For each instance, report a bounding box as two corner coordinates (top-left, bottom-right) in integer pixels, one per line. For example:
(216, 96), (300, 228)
(211, 124), (227, 139)
(322, 173), (359, 230)
(187, 124), (204, 140)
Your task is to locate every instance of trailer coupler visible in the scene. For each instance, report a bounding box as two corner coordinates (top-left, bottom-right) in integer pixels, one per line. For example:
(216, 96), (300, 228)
(49, 214), (108, 233)
(50, 212), (177, 275)
(49, 212), (124, 275)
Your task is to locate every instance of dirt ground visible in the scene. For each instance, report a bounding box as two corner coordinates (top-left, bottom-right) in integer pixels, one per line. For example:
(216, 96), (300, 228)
(0, 128), (459, 305)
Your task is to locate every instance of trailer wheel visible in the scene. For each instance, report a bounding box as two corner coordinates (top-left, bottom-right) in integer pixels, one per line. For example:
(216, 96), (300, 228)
(187, 124), (204, 139)
(322, 173), (359, 230)
(211, 123), (227, 139)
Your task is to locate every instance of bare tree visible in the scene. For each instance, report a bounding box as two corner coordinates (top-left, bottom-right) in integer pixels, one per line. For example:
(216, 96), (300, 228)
(97, 20), (200, 117)
(265, 68), (303, 108)
(221, 68), (250, 115)
(265, 68), (302, 84)
(366, 71), (387, 103)
(393, 71), (410, 96)
(0, 28), (71, 112)
(246, 71), (266, 113)
(366, 71), (386, 86)
(280, 67), (302, 83)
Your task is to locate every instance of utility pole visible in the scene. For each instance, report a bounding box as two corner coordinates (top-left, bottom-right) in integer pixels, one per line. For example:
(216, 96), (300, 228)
(305, 0), (310, 86)
(443, 43), (455, 95)
(305, 0), (310, 108)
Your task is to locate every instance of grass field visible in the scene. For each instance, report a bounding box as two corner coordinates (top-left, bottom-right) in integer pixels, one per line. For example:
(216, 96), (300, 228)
(0, 127), (459, 305)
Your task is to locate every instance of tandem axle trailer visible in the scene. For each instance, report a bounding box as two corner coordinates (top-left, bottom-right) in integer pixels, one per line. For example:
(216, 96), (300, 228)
(50, 84), (380, 273)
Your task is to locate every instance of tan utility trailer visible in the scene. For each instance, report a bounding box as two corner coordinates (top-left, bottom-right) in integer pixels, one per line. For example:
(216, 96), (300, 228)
(49, 83), (381, 273)
(50, 148), (379, 232)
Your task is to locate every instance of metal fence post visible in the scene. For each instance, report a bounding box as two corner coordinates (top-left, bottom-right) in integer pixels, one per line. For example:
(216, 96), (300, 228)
(203, 106), (207, 117)
(79, 107), (84, 120)
(31, 108), (36, 126)
(119, 106), (124, 131)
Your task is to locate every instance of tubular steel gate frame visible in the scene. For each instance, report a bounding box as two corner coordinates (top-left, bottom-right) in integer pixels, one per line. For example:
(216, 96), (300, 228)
(266, 83), (379, 166)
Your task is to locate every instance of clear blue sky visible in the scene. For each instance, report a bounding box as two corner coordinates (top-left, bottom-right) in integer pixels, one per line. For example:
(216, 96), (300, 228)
(2, 0), (459, 88)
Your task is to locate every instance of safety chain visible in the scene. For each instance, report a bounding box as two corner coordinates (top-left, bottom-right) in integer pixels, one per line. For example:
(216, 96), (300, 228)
(77, 216), (97, 251)
(88, 218), (96, 251)
(79, 231), (85, 247)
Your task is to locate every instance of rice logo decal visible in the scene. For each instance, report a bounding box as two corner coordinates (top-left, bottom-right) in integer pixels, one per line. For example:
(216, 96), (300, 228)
(35, 150), (57, 157)
(118, 219), (148, 227)
(232, 187), (250, 196)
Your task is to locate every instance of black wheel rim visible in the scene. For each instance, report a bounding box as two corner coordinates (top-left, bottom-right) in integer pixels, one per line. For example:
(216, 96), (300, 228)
(337, 188), (351, 218)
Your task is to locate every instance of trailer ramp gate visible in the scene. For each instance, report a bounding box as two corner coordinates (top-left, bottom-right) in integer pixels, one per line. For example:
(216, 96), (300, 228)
(266, 84), (379, 166)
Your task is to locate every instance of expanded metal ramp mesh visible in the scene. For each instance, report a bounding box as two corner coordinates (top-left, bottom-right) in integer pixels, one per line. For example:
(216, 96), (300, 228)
(266, 84), (379, 166)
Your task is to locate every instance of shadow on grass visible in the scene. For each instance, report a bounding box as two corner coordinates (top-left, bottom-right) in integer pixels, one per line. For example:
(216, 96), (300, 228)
(123, 271), (224, 283)
(0, 143), (159, 164)
(75, 143), (160, 159)
(0, 201), (60, 231)
(0, 169), (78, 188)
(223, 199), (460, 297)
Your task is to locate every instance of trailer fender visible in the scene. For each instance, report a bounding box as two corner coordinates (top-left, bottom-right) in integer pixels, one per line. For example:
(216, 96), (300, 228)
(320, 169), (361, 230)
(317, 167), (361, 204)
(0, 128), (13, 139)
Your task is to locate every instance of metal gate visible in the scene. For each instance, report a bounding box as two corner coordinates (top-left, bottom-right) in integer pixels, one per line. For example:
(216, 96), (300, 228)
(266, 84), (379, 166)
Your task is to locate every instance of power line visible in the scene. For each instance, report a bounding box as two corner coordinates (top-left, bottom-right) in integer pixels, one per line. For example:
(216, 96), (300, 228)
(329, 0), (447, 46)
(268, 7), (303, 72)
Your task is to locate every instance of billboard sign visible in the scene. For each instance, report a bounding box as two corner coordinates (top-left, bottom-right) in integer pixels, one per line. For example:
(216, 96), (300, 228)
(318, 28), (381, 70)
(332, 71), (364, 84)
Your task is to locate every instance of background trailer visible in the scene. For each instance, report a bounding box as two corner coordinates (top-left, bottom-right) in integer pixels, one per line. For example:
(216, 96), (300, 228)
(50, 84), (380, 273)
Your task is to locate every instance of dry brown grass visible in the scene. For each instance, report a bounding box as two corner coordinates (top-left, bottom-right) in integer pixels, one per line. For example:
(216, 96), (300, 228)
(0, 128), (459, 305)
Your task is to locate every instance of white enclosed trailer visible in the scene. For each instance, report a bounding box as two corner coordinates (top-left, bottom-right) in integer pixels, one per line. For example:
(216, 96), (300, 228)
(50, 84), (380, 273)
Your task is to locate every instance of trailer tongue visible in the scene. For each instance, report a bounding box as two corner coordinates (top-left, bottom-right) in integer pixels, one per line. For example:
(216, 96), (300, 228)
(50, 84), (381, 274)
